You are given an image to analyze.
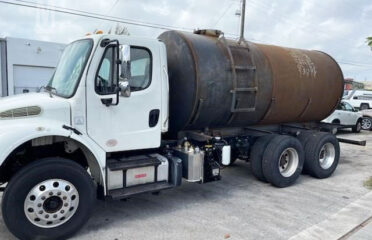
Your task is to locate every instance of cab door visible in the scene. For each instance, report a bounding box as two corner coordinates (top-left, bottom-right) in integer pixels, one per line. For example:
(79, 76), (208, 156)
(86, 37), (162, 152)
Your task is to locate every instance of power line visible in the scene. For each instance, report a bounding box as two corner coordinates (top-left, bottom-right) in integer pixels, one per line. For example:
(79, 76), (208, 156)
(0, 0), (194, 31)
(338, 60), (372, 67)
(338, 61), (372, 68)
(213, 1), (236, 27)
(106, 0), (120, 14)
(1, 0), (241, 38)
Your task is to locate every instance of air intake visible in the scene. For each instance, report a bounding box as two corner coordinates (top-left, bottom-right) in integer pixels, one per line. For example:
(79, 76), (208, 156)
(0, 106), (42, 119)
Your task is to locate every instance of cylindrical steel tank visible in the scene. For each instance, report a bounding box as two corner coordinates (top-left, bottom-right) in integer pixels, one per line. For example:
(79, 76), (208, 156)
(158, 30), (344, 134)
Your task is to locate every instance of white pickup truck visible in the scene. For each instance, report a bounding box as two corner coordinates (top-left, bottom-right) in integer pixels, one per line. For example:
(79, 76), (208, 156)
(343, 89), (372, 110)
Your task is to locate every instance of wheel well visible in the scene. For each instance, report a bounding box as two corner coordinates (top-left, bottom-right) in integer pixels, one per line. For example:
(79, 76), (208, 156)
(332, 119), (340, 124)
(0, 136), (103, 188)
(361, 103), (369, 107)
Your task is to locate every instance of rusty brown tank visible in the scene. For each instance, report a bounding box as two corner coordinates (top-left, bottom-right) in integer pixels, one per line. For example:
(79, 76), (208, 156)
(158, 30), (344, 134)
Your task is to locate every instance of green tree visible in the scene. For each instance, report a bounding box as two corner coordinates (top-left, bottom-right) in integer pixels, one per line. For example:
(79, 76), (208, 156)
(368, 37), (372, 50)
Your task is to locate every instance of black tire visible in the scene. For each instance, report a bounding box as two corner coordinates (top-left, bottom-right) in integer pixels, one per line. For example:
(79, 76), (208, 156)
(2, 158), (96, 240)
(302, 133), (340, 179)
(360, 103), (369, 110)
(249, 134), (276, 182)
(352, 120), (362, 133)
(262, 135), (304, 188)
(297, 131), (318, 149)
(297, 131), (322, 174)
(361, 117), (372, 130)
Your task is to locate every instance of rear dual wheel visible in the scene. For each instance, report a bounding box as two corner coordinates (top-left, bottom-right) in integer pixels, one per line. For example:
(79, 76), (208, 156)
(262, 135), (304, 188)
(250, 135), (304, 188)
(250, 132), (340, 187)
(299, 132), (340, 179)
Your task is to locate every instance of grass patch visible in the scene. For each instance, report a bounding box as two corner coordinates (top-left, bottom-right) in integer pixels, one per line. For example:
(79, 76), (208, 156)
(363, 177), (372, 190)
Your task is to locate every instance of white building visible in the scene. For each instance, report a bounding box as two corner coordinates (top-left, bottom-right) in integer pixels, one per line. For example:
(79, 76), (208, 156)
(0, 37), (65, 96)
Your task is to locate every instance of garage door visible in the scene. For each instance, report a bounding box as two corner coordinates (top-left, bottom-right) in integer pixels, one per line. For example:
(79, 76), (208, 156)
(13, 65), (55, 94)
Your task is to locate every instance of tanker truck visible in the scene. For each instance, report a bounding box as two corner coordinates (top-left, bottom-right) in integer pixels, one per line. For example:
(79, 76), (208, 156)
(0, 30), (344, 240)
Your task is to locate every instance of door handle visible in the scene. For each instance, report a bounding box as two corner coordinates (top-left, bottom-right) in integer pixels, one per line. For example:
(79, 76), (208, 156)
(149, 109), (160, 127)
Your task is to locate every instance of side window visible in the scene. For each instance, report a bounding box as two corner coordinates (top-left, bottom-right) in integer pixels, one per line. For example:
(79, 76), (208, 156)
(96, 47), (118, 95)
(129, 48), (152, 91)
(344, 103), (353, 111)
(339, 103), (346, 110)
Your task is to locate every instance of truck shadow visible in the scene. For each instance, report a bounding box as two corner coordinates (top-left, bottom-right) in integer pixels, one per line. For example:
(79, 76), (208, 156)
(75, 161), (260, 238)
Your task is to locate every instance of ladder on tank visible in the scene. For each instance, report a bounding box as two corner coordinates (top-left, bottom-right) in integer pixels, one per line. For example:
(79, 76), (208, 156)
(220, 38), (258, 113)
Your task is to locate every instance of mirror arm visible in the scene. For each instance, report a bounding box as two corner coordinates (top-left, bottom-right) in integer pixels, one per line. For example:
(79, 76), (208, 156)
(113, 87), (120, 106)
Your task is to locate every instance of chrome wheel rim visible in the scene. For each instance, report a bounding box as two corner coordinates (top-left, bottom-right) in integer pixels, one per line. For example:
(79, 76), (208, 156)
(362, 118), (372, 130)
(319, 143), (336, 170)
(278, 148), (299, 177)
(24, 179), (79, 228)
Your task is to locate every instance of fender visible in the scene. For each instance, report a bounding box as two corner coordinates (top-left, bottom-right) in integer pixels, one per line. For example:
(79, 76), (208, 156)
(69, 131), (107, 191)
(0, 119), (108, 193)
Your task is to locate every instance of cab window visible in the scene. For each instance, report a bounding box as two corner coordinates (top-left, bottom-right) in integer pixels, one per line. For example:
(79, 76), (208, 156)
(129, 48), (152, 91)
(96, 47), (118, 95)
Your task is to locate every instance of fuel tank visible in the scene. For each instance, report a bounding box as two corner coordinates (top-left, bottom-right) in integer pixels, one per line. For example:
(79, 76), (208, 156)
(158, 30), (344, 134)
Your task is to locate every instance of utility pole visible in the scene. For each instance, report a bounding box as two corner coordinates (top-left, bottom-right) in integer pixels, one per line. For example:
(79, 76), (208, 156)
(239, 0), (246, 43)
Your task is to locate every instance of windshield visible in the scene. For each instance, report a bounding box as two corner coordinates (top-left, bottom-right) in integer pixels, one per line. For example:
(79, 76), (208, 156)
(48, 39), (93, 98)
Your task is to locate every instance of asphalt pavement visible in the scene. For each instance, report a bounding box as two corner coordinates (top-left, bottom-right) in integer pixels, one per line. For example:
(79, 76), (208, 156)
(0, 131), (371, 240)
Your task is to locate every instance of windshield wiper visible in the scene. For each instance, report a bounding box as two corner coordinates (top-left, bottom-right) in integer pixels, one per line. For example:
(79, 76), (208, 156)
(43, 86), (58, 98)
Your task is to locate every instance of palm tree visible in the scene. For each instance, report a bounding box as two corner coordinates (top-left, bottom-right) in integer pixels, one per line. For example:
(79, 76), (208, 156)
(368, 37), (372, 50)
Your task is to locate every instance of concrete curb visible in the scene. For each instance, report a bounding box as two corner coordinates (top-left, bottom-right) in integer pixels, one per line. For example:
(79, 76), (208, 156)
(289, 191), (372, 240)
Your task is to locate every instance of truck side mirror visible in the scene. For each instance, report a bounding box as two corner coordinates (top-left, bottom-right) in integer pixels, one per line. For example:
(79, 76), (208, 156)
(119, 81), (131, 97)
(119, 45), (131, 97)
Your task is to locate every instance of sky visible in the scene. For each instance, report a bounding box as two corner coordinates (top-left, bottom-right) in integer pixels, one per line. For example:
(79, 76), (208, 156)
(0, 0), (371, 81)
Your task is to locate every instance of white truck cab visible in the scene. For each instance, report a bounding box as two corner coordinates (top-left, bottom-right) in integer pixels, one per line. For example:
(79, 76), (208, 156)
(53, 35), (169, 152)
(0, 34), (169, 184)
(0, 34), (172, 239)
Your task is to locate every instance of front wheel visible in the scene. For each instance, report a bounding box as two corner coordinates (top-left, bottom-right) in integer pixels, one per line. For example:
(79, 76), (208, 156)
(352, 120), (362, 133)
(2, 158), (96, 240)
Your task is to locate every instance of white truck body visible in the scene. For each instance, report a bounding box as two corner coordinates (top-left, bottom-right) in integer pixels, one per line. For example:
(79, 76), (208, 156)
(0, 37), (65, 96)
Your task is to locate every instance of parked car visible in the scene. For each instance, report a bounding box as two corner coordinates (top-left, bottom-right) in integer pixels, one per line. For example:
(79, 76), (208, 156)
(343, 89), (372, 110)
(322, 101), (363, 132)
(361, 109), (372, 130)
